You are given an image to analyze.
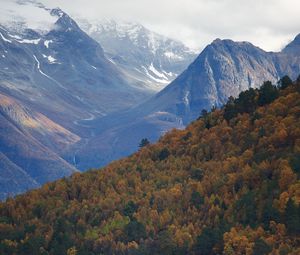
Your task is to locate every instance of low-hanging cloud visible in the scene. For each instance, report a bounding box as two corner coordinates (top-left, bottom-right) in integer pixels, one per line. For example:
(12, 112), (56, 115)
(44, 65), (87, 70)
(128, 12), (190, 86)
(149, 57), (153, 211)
(14, 0), (300, 51)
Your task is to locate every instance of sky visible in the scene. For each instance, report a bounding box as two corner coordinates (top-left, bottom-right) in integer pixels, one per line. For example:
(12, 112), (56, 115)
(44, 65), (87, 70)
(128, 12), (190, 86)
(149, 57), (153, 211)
(3, 0), (300, 52)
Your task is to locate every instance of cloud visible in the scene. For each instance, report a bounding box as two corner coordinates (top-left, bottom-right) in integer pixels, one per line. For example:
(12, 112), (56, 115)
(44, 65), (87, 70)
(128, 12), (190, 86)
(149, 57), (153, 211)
(0, 0), (58, 32)
(7, 0), (300, 51)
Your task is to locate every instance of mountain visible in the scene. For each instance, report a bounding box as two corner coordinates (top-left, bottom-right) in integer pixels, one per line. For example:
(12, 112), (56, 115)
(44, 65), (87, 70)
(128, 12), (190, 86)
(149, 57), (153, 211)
(0, 82), (299, 254)
(139, 39), (280, 123)
(0, 7), (149, 130)
(72, 34), (300, 170)
(0, 2), (154, 199)
(138, 35), (300, 124)
(77, 19), (197, 91)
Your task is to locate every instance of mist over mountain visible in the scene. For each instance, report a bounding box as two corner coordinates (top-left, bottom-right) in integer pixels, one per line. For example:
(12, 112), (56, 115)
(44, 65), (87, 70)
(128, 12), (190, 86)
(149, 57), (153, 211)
(77, 18), (197, 92)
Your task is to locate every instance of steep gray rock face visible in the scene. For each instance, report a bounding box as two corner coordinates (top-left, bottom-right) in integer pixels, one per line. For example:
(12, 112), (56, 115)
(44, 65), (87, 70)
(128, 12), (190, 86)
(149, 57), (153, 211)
(78, 19), (197, 92)
(132, 37), (300, 125)
(141, 39), (281, 123)
(73, 35), (300, 170)
(275, 34), (300, 80)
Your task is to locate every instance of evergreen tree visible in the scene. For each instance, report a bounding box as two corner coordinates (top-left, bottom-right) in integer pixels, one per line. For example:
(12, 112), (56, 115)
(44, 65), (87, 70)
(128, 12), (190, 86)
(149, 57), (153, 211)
(279, 75), (293, 89)
(235, 88), (257, 113)
(123, 201), (138, 219)
(258, 81), (279, 106)
(190, 168), (204, 181)
(224, 96), (237, 121)
(253, 238), (272, 255)
(194, 227), (223, 255)
(123, 220), (147, 242)
(284, 199), (300, 235)
(139, 138), (150, 148)
(191, 191), (204, 209)
(158, 148), (170, 160)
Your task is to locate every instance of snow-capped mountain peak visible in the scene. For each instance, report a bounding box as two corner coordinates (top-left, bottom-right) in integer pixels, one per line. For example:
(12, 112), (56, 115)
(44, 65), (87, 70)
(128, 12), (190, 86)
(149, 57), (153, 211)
(77, 18), (197, 91)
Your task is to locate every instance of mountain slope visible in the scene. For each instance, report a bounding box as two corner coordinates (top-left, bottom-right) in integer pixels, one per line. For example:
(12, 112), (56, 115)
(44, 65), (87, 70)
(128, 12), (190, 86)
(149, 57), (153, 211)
(282, 33), (300, 55)
(0, 93), (80, 153)
(78, 19), (197, 91)
(0, 82), (299, 254)
(0, 93), (78, 189)
(0, 152), (38, 201)
(0, 100), (76, 184)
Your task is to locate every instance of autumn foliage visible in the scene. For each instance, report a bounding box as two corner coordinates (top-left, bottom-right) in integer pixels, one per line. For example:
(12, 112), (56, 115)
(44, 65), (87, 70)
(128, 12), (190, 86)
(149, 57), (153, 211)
(0, 80), (299, 254)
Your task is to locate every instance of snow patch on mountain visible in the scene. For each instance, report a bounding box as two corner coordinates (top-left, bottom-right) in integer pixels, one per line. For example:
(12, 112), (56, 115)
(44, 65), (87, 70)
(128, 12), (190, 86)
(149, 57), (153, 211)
(142, 66), (169, 84)
(183, 91), (190, 106)
(149, 63), (168, 79)
(17, 38), (41, 44)
(42, 54), (58, 64)
(164, 51), (183, 60)
(44, 40), (53, 48)
(0, 32), (12, 43)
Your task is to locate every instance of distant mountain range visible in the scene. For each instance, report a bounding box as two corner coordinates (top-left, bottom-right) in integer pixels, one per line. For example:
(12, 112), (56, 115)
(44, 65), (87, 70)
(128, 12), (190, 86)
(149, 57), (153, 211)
(77, 19), (197, 91)
(74, 33), (300, 170)
(0, 8), (148, 124)
(0, 2), (196, 199)
(0, 4), (146, 199)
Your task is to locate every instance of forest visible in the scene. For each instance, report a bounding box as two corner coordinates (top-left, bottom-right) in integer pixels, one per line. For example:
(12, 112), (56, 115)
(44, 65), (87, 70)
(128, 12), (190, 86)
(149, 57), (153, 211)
(0, 77), (299, 255)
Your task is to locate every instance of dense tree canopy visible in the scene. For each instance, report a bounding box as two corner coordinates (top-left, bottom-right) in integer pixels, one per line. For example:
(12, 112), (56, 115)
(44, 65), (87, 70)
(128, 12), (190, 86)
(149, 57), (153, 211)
(0, 80), (299, 254)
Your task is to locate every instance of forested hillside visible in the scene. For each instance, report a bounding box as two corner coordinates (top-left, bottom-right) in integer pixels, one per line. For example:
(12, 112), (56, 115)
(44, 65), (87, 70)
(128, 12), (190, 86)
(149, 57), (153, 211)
(0, 78), (299, 255)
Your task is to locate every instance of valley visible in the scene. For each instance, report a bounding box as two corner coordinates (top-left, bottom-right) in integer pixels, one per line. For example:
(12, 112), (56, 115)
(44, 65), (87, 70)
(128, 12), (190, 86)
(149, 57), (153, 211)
(0, 0), (300, 202)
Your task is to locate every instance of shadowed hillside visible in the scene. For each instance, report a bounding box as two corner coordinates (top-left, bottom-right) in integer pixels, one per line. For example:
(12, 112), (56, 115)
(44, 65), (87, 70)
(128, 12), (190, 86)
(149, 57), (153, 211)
(0, 79), (299, 254)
